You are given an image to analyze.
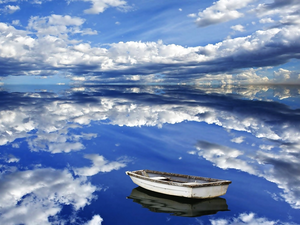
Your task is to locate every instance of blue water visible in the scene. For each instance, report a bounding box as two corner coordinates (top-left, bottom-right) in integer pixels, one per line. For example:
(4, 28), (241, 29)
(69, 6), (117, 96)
(0, 84), (299, 224)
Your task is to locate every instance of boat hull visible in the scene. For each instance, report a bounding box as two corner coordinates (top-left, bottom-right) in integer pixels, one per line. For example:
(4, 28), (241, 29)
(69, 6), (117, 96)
(126, 170), (231, 199)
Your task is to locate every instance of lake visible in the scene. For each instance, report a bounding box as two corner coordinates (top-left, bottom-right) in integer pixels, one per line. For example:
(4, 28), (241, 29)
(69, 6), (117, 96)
(0, 84), (299, 225)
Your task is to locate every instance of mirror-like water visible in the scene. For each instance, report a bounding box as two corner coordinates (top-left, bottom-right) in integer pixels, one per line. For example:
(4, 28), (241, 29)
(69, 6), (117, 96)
(0, 84), (299, 225)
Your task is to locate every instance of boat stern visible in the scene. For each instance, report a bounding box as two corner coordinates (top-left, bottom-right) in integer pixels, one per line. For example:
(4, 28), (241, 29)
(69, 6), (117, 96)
(191, 183), (230, 199)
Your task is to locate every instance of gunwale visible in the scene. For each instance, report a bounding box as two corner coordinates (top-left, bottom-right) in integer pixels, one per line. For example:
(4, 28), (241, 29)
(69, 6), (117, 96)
(126, 169), (232, 188)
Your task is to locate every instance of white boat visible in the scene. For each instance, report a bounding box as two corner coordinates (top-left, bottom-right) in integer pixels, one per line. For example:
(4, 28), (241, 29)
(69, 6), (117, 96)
(126, 170), (231, 199)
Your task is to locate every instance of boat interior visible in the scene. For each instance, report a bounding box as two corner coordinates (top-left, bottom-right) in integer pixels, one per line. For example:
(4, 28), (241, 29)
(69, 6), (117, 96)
(139, 170), (213, 184)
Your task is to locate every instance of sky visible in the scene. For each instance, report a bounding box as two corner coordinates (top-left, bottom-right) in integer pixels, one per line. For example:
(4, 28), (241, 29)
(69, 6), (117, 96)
(0, 0), (300, 85)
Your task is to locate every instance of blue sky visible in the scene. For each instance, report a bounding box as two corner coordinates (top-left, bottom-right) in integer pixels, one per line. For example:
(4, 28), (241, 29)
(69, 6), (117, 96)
(0, 0), (300, 85)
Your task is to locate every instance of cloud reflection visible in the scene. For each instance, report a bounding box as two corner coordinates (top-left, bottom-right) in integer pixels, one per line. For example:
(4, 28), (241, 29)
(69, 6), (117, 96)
(84, 215), (103, 225)
(0, 85), (299, 210)
(0, 167), (97, 225)
(1, 86), (300, 149)
(1, 85), (299, 147)
(0, 151), (128, 224)
(209, 212), (286, 225)
(74, 154), (128, 176)
(195, 140), (300, 209)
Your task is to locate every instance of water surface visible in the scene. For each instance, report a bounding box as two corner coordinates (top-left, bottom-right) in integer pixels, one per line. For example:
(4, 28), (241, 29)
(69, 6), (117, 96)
(0, 84), (299, 224)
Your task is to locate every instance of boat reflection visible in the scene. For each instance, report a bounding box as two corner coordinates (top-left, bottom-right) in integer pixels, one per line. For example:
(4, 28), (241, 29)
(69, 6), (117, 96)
(127, 187), (229, 217)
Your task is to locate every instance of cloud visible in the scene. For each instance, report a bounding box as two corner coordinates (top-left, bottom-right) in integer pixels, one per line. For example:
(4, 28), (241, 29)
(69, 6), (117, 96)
(84, 215), (103, 225)
(1, 85), (300, 148)
(74, 154), (128, 176)
(0, 0), (50, 4)
(1, 17), (299, 83)
(231, 24), (245, 32)
(0, 154), (20, 163)
(272, 68), (299, 84)
(255, 0), (300, 26)
(27, 14), (97, 37)
(194, 0), (254, 27)
(259, 17), (275, 24)
(259, 144), (274, 150)
(192, 69), (269, 86)
(1, 85), (300, 207)
(195, 136), (300, 209)
(255, 149), (300, 209)
(196, 141), (257, 174)
(27, 129), (98, 154)
(72, 76), (86, 81)
(187, 13), (196, 18)
(256, 0), (300, 16)
(0, 167), (97, 225)
(0, 93), (99, 153)
(73, 0), (128, 14)
(0, 0), (18, 3)
(210, 212), (285, 225)
(2, 4), (20, 13)
(11, 19), (20, 25)
(0, 0), (299, 85)
(6, 154), (19, 163)
(230, 136), (245, 144)
(0, 5), (300, 84)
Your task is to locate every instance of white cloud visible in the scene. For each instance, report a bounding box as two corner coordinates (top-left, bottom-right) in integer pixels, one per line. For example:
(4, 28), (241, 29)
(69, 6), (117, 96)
(231, 24), (245, 32)
(72, 76), (86, 81)
(273, 68), (291, 82)
(210, 212), (283, 225)
(231, 136), (245, 144)
(259, 144), (274, 150)
(280, 14), (300, 25)
(188, 151), (197, 155)
(0, 99), (99, 153)
(2, 4), (20, 13)
(0, 154), (19, 163)
(76, 0), (128, 14)
(74, 154), (128, 176)
(255, 0), (300, 27)
(1, 85), (300, 208)
(187, 13), (196, 18)
(27, 128), (97, 154)
(0, 0), (18, 3)
(84, 215), (103, 225)
(0, 109), (35, 145)
(271, 68), (300, 85)
(196, 141), (257, 174)
(5, 154), (19, 163)
(12, 19), (20, 25)
(194, 0), (254, 27)
(0, 167), (97, 225)
(195, 137), (300, 209)
(0, 0), (52, 4)
(48, 14), (84, 26)
(27, 14), (97, 37)
(259, 17), (275, 24)
(235, 69), (269, 84)
(0, 14), (300, 82)
(1, 84), (299, 151)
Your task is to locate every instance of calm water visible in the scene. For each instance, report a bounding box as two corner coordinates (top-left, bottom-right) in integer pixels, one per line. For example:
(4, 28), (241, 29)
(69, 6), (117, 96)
(0, 84), (300, 225)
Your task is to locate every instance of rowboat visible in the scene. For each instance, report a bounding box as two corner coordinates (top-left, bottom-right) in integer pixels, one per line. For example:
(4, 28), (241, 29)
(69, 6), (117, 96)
(126, 170), (231, 199)
(128, 187), (229, 217)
